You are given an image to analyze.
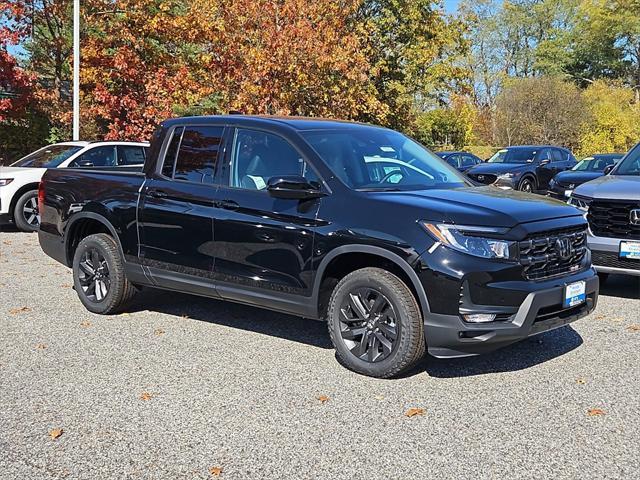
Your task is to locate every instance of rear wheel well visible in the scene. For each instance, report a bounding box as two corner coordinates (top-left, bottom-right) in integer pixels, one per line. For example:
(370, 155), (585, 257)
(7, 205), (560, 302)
(66, 218), (112, 265)
(9, 183), (40, 221)
(317, 252), (421, 320)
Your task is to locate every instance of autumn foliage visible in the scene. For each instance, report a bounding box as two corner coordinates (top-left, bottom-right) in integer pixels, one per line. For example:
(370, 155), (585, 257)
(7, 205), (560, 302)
(0, 0), (31, 121)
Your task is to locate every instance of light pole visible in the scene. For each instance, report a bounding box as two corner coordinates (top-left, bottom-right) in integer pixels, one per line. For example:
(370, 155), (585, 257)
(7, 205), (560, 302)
(72, 0), (80, 140)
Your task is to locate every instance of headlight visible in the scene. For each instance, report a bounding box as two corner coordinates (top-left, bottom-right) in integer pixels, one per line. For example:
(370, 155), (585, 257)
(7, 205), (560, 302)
(567, 194), (591, 211)
(0, 178), (14, 187)
(420, 222), (515, 260)
(497, 173), (517, 180)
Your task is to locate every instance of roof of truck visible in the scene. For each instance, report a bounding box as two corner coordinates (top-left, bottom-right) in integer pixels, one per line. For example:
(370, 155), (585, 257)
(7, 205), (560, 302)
(163, 115), (385, 132)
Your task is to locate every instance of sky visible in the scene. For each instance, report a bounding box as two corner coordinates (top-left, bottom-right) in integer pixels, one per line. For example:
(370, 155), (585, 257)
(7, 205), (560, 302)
(444, 0), (461, 14)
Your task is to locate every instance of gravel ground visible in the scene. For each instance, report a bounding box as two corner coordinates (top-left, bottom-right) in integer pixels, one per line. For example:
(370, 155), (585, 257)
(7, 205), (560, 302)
(1, 229), (639, 480)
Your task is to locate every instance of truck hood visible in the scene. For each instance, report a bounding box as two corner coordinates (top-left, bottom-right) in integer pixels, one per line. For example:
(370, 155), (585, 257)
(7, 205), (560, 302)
(465, 162), (530, 176)
(573, 175), (640, 200)
(372, 186), (582, 228)
(553, 170), (602, 186)
(0, 166), (47, 177)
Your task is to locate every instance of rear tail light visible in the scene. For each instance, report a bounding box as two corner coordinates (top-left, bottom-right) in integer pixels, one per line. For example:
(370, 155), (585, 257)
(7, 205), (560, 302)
(37, 179), (45, 214)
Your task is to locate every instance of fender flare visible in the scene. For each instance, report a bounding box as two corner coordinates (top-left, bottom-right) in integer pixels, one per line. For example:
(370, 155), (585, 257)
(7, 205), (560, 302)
(64, 212), (125, 265)
(311, 245), (431, 320)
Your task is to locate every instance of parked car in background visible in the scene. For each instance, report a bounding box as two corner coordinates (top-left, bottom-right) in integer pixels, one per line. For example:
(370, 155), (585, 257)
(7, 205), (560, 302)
(548, 153), (624, 199)
(568, 143), (640, 280)
(466, 145), (577, 193)
(0, 141), (149, 232)
(436, 151), (483, 172)
(38, 115), (598, 378)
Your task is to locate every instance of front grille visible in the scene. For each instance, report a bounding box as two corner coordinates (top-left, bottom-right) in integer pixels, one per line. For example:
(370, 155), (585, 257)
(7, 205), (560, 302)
(592, 251), (640, 271)
(588, 200), (640, 239)
(468, 173), (496, 185)
(518, 226), (588, 280)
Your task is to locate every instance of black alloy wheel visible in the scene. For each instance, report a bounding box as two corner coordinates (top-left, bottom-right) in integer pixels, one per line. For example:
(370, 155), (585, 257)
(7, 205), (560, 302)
(77, 247), (111, 302)
(14, 190), (40, 232)
(339, 287), (398, 363)
(518, 177), (535, 193)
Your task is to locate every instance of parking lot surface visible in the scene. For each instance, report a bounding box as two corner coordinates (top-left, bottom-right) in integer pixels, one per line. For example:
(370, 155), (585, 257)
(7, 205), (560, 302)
(1, 230), (639, 479)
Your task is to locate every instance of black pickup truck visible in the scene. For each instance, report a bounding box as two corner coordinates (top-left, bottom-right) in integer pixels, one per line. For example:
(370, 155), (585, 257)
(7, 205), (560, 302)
(39, 116), (599, 378)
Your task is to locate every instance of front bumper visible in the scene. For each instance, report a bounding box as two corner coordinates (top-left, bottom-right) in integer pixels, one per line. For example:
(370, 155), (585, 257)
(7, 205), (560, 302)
(423, 271), (599, 358)
(588, 231), (640, 276)
(0, 212), (11, 225)
(547, 185), (572, 200)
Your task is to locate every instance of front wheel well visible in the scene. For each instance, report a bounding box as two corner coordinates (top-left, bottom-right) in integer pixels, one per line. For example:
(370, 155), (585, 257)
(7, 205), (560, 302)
(66, 218), (112, 265)
(8, 183), (40, 221)
(316, 252), (421, 321)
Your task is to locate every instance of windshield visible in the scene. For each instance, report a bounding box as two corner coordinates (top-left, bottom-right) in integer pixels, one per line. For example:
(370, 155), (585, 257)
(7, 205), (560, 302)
(11, 145), (83, 168)
(302, 127), (468, 191)
(573, 156), (619, 172)
(487, 148), (536, 164)
(614, 144), (640, 175)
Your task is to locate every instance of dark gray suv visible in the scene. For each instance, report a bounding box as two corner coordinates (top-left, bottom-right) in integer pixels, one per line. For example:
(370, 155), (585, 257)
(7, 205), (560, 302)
(569, 142), (640, 279)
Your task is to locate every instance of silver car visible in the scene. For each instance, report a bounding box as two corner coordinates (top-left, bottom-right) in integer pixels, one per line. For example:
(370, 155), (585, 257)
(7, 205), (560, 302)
(568, 143), (640, 278)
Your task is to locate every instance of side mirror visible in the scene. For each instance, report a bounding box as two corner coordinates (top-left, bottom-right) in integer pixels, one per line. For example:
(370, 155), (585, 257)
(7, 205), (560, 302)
(603, 164), (615, 175)
(267, 175), (325, 200)
(76, 160), (94, 167)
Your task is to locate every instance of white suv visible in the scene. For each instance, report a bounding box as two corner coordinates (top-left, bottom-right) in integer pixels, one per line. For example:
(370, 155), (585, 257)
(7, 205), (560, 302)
(0, 141), (149, 231)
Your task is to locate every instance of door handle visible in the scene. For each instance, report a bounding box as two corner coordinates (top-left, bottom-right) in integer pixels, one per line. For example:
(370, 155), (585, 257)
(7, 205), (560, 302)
(148, 189), (168, 198)
(215, 199), (240, 210)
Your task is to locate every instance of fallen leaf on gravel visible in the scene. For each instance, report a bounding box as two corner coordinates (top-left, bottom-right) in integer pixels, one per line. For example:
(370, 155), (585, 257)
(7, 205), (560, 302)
(140, 392), (153, 401)
(374, 395), (384, 400)
(154, 328), (165, 336)
(404, 407), (425, 417)
(626, 324), (640, 332)
(2, 240), (11, 245)
(587, 408), (606, 416)
(49, 428), (63, 440)
(209, 466), (223, 477)
(61, 284), (72, 288)
(317, 395), (329, 404)
(80, 321), (91, 328)
(9, 306), (31, 315)
(595, 314), (606, 320)
(35, 343), (47, 350)
(576, 378), (586, 385)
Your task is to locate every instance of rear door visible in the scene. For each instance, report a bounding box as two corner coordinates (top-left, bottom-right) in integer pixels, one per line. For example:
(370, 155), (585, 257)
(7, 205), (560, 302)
(211, 127), (324, 308)
(138, 124), (226, 294)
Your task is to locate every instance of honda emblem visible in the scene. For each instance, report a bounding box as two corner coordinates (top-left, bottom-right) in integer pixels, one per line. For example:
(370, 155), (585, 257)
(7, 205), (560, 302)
(630, 209), (640, 226)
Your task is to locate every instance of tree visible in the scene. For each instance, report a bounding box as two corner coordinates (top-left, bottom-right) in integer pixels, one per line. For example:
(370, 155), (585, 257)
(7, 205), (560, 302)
(493, 75), (585, 148)
(578, 80), (640, 155)
(0, 0), (31, 121)
(357, 0), (470, 132)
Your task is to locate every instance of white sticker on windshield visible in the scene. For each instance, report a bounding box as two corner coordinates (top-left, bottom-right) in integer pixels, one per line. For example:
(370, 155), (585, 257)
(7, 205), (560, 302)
(380, 146), (396, 152)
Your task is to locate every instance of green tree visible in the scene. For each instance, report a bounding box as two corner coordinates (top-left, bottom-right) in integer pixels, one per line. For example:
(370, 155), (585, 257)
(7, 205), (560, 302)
(494, 75), (586, 148)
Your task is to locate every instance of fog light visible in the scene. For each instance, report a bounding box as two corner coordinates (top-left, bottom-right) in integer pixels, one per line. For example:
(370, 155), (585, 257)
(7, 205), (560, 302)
(463, 313), (496, 323)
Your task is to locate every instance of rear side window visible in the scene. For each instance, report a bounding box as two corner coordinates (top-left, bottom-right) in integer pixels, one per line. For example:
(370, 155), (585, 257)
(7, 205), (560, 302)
(118, 146), (146, 165)
(161, 127), (184, 177)
(76, 146), (117, 167)
(160, 126), (223, 183)
(552, 149), (564, 162)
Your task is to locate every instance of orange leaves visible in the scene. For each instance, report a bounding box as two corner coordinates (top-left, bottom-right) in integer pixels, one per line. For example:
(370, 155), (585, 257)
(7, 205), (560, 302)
(49, 428), (63, 440)
(587, 408), (606, 417)
(627, 324), (640, 332)
(317, 395), (330, 404)
(35, 343), (47, 350)
(209, 466), (223, 477)
(404, 407), (425, 418)
(9, 306), (31, 315)
(140, 392), (154, 401)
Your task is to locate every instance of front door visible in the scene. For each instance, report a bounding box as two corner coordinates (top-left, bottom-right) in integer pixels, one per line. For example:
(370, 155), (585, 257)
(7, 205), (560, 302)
(211, 127), (325, 309)
(139, 124), (225, 294)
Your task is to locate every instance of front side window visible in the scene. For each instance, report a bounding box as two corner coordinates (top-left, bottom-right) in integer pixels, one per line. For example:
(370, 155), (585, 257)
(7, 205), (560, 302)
(615, 143), (640, 176)
(12, 145), (83, 168)
(302, 127), (467, 191)
(75, 146), (117, 167)
(230, 129), (319, 190)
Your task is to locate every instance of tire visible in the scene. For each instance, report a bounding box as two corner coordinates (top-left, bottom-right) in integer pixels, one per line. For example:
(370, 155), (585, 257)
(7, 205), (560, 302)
(327, 267), (425, 378)
(72, 233), (138, 314)
(13, 190), (40, 232)
(518, 176), (536, 193)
